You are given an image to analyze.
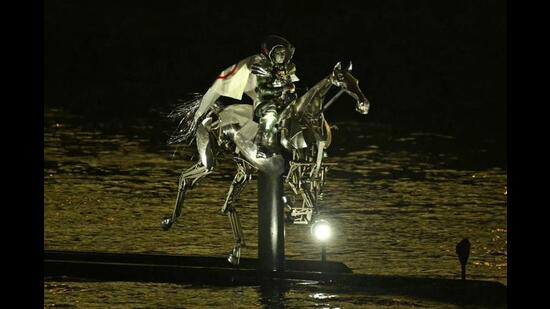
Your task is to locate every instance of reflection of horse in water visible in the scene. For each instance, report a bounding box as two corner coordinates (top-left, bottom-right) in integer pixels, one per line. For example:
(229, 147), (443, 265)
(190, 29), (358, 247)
(161, 61), (370, 265)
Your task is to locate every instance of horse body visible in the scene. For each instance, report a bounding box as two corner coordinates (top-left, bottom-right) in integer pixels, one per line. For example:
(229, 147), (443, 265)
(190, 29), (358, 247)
(161, 62), (369, 265)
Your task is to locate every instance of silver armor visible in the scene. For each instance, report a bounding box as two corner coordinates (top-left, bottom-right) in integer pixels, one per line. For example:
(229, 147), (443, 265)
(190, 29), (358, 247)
(251, 35), (298, 158)
(161, 36), (370, 265)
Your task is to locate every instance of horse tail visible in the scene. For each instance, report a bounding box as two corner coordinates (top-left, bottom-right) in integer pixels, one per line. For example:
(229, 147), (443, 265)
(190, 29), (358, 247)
(167, 93), (204, 145)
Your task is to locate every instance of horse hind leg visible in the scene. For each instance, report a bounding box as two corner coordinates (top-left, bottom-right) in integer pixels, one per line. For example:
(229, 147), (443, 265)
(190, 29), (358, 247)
(223, 160), (252, 265)
(227, 209), (245, 265)
(161, 162), (211, 230)
(161, 119), (215, 230)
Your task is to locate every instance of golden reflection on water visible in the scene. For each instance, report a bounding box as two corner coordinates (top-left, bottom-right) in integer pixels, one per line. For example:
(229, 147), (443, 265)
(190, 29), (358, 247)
(44, 109), (506, 307)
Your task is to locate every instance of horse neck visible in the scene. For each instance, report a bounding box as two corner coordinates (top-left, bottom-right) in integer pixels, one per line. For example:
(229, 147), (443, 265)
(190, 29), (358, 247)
(293, 75), (333, 116)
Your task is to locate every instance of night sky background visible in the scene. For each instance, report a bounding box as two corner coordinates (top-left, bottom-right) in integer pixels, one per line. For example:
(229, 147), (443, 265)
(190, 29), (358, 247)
(44, 0), (506, 144)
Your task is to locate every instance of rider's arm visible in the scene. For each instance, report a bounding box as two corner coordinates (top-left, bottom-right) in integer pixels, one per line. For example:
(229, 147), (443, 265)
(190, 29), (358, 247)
(255, 75), (285, 98)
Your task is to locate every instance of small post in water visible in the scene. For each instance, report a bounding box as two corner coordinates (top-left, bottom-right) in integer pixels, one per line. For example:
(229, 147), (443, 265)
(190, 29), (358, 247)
(456, 238), (471, 280)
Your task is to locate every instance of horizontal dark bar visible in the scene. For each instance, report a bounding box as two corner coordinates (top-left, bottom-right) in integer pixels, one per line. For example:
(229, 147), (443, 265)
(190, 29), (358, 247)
(44, 250), (352, 273)
(44, 250), (506, 307)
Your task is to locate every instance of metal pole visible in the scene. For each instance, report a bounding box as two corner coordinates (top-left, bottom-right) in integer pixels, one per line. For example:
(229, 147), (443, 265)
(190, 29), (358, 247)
(321, 246), (327, 273)
(229, 131), (286, 273)
(257, 156), (285, 273)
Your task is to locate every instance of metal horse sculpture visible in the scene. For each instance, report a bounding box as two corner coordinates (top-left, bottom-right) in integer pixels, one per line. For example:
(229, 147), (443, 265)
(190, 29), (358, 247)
(161, 61), (370, 265)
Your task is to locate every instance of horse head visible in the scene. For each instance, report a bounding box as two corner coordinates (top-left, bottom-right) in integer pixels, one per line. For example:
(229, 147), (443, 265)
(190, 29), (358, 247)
(331, 61), (370, 114)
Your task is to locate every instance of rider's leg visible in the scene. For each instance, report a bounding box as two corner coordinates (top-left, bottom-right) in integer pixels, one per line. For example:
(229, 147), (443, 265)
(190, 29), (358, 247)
(255, 104), (279, 158)
(222, 160), (252, 265)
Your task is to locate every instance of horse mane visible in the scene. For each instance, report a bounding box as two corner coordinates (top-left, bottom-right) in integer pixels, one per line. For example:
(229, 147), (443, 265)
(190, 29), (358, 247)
(281, 75), (331, 121)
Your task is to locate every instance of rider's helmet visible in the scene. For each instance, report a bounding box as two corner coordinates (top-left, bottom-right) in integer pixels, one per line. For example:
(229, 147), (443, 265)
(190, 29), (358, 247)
(261, 35), (295, 65)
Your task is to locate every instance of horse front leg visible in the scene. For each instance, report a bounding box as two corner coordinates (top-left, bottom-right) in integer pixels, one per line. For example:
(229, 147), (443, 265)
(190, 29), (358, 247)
(161, 162), (212, 230)
(222, 159), (252, 265)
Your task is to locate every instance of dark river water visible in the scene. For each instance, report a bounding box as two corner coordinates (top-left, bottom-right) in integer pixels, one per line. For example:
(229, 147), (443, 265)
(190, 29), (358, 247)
(44, 107), (506, 308)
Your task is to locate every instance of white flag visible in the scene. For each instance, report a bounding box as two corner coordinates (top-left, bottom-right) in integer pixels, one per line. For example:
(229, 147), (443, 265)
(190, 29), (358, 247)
(194, 56), (255, 122)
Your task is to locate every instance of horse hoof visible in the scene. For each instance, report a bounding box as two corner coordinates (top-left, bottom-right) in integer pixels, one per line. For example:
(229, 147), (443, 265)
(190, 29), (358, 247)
(227, 247), (241, 265)
(161, 217), (174, 230)
(228, 253), (240, 266)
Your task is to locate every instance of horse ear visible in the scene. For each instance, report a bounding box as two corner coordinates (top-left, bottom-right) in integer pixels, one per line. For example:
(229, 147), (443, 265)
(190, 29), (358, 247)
(347, 61), (353, 72)
(333, 62), (342, 72)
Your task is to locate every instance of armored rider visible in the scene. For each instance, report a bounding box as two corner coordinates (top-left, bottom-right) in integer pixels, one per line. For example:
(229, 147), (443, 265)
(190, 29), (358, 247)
(250, 35), (298, 158)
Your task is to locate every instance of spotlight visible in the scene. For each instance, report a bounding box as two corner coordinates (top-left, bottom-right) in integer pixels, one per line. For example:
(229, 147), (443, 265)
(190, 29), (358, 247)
(311, 220), (332, 268)
(311, 220), (332, 242)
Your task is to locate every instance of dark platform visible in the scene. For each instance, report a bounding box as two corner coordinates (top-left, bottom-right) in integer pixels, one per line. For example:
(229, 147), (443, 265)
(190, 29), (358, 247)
(44, 250), (506, 307)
